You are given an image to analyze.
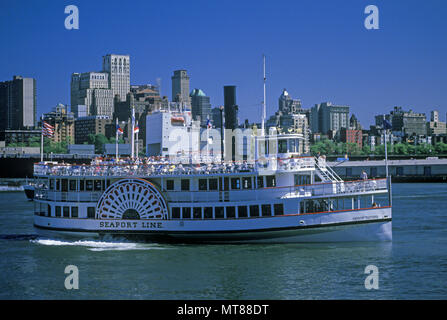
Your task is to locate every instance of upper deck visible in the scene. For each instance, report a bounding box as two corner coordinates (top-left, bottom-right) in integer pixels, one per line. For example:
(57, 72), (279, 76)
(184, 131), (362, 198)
(33, 156), (318, 178)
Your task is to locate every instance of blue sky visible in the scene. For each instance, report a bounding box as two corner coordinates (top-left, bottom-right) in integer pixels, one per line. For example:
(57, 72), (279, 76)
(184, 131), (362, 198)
(0, 0), (446, 127)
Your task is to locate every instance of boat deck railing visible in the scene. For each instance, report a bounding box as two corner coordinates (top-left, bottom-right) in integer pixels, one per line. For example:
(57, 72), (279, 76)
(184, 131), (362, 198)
(33, 156), (316, 177)
(34, 178), (388, 203)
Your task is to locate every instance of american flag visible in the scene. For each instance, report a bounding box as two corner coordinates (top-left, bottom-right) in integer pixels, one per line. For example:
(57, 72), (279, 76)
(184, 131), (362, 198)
(42, 121), (54, 137)
(206, 118), (212, 129)
(116, 123), (123, 135)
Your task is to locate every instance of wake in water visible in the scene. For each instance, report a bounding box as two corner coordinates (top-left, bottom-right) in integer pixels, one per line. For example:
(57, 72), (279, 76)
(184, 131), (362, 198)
(30, 237), (171, 252)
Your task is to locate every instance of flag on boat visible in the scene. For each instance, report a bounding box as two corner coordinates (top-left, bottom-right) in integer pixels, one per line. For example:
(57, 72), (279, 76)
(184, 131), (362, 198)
(206, 118), (212, 129)
(134, 125), (139, 134)
(42, 121), (54, 137)
(116, 123), (123, 135)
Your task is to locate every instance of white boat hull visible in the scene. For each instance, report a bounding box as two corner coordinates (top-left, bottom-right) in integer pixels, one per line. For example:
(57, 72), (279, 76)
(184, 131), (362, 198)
(34, 207), (392, 243)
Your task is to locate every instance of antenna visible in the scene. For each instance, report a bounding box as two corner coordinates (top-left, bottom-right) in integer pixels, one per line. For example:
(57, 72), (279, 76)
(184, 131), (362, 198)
(262, 54), (266, 136)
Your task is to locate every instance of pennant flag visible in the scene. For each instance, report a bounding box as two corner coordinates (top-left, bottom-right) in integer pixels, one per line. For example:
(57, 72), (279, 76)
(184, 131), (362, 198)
(116, 123), (123, 135)
(42, 121), (54, 137)
(134, 126), (139, 134)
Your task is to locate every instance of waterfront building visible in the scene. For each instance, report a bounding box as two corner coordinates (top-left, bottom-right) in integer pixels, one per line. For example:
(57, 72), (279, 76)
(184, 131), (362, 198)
(427, 110), (446, 136)
(70, 72), (114, 117)
(74, 115), (112, 144)
(223, 85), (238, 130)
(190, 88), (211, 127)
(171, 70), (191, 107)
(211, 107), (224, 128)
(102, 54), (130, 102)
(310, 102), (349, 136)
(266, 89), (310, 154)
(390, 106), (426, 137)
(0, 76), (36, 131)
(340, 128), (363, 149)
(114, 84), (162, 149)
(41, 104), (75, 143)
(0, 129), (41, 146)
(146, 109), (200, 157)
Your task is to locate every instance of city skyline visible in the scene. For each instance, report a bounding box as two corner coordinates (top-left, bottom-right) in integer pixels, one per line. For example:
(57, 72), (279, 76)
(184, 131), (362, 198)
(0, 0), (446, 127)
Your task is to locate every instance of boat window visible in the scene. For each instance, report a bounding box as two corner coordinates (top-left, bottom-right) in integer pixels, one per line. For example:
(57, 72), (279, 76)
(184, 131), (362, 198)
(199, 179), (208, 191)
(238, 206), (248, 218)
(166, 180), (174, 191)
(86, 180), (93, 191)
(261, 204), (271, 217)
(231, 178), (240, 190)
(69, 180), (77, 191)
(94, 180), (102, 191)
(278, 139), (288, 153)
(266, 175), (276, 187)
(250, 205), (259, 217)
(274, 204), (284, 216)
(204, 207), (213, 219)
(55, 206), (61, 217)
(63, 206), (70, 218)
(226, 206), (236, 218)
(181, 179), (190, 191)
(215, 207), (224, 219)
(294, 174), (310, 186)
(346, 168), (352, 177)
(56, 179), (60, 191)
(257, 176), (264, 188)
(193, 207), (202, 219)
(87, 207), (95, 218)
(209, 178), (218, 191)
(79, 179), (85, 191)
(61, 179), (68, 192)
(182, 207), (191, 219)
(242, 177), (252, 189)
(172, 207), (180, 219)
(49, 179), (54, 190)
(47, 205), (51, 217)
(71, 207), (78, 218)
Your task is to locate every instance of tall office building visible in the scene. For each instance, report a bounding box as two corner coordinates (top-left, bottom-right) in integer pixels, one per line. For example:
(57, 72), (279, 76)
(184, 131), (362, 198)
(224, 85), (238, 130)
(171, 70), (191, 107)
(190, 88), (211, 127)
(310, 102), (349, 135)
(102, 54), (130, 102)
(0, 76), (36, 131)
(70, 72), (114, 117)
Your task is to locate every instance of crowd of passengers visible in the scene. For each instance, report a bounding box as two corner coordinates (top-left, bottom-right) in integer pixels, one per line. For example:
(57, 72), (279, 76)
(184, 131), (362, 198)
(36, 156), (315, 176)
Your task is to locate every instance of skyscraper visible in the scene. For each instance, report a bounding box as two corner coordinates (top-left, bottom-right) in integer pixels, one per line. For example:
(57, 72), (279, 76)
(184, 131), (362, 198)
(224, 85), (238, 130)
(171, 70), (191, 107)
(310, 102), (349, 135)
(70, 72), (114, 117)
(102, 54), (130, 102)
(0, 75), (36, 131)
(190, 88), (211, 127)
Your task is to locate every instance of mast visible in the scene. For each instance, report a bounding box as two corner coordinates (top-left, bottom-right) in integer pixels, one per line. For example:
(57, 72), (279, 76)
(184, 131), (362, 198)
(131, 106), (135, 159)
(262, 54), (266, 136)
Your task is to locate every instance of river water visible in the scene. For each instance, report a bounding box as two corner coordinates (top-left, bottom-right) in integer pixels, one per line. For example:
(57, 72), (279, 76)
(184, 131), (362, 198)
(0, 183), (446, 299)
